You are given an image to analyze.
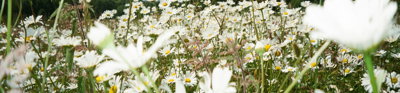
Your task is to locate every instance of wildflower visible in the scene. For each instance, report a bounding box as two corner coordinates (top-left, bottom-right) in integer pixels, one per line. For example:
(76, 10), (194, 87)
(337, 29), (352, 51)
(301, 1), (311, 7)
(384, 25), (400, 43)
(75, 51), (104, 68)
(304, 0), (398, 50)
(53, 36), (81, 46)
(342, 67), (354, 76)
(386, 72), (400, 88)
(243, 43), (255, 51)
(336, 54), (354, 64)
(198, 65), (236, 93)
(391, 53), (400, 58)
(88, 22), (114, 49)
(99, 10), (117, 20)
(272, 61), (282, 71)
(183, 71), (197, 86)
(255, 39), (277, 54)
(159, 0), (171, 9)
(23, 15), (43, 27)
(282, 66), (297, 73)
(375, 50), (387, 56)
(159, 46), (175, 56)
(361, 68), (387, 92)
(244, 53), (254, 63)
(305, 61), (318, 69)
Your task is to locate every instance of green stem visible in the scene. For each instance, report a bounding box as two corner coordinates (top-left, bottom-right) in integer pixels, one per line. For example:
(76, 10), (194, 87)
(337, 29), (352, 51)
(65, 46), (75, 72)
(6, 0), (12, 54)
(0, 0), (5, 24)
(260, 53), (265, 93)
(284, 40), (331, 93)
(43, 0), (64, 92)
(141, 66), (160, 93)
(364, 51), (378, 93)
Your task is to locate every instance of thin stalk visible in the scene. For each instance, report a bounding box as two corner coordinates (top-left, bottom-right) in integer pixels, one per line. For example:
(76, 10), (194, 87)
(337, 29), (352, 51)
(65, 46), (75, 72)
(260, 53), (265, 93)
(141, 66), (160, 93)
(0, 0), (5, 24)
(364, 51), (378, 93)
(124, 0), (133, 46)
(13, 0), (22, 27)
(6, 0), (12, 54)
(43, 0), (64, 92)
(284, 40), (331, 93)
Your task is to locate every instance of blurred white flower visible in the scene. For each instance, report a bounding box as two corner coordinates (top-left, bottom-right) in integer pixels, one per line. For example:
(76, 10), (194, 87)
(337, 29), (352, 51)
(93, 25), (177, 76)
(88, 22), (114, 49)
(304, 0), (397, 50)
(199, 66), (236, 93)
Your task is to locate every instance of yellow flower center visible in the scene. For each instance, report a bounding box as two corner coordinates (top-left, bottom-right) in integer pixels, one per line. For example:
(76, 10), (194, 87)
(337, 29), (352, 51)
(96, 76), (105, 83)
(264, 44), (272, 51)
(162, 2), (168, 6)
(275, 51), (281, 56)
(310, 40), (316, 43)
(165, 50), (171, 55)
(168, 79), (175, 83)
(144, 81), (149, 86)
(171, 73), (176, 76)
(40, 67), (45, 72)
(342, 58), (348, 63)
(185, 78), (191, 83)
(340, 49), (348, 53)
(310, 62), (317, 67)
(245, 56), (252, 60)
(391, 77), (398, 84)
(277, 2), (282, 5)
(283, 12), (289, 15)
(109, 85), (117, 93)
(357, 55), (363, 59)
(25, 36), (33, 41)
(123, 19), (128, 22)
(275, 66), (281, 70)
(246, 46), (252, 50)
(150, 25), (155, 28)
(344, 69), (350, 73)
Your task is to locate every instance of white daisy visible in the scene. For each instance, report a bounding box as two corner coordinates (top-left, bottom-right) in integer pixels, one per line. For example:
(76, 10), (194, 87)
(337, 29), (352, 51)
(304, 0), (397, 50)
(75, 51), (104, 68)
(386, 72), (400, 88)
(361, 67), (387, 93)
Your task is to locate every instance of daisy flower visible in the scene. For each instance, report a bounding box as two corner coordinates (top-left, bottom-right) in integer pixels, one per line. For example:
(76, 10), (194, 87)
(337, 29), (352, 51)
(282, 66), (297, 73)
(198, 65), (236, 93)
(159, 45), (175, 56)
(182, 71), (197, 86)
(243, 43), (255, 51)
(53, 36), (81, 47)
(304, 0), (397, 50)
(75, 51), (104, 68)
(99, 10), (117, 20)
(361, 67), (387, 93)
(342, 67), (354, 76)
(386, 72), (400, 88)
